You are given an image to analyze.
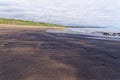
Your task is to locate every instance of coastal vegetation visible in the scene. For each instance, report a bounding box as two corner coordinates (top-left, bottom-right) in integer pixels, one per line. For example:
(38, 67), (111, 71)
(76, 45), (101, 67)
(0, 18), (63, 27)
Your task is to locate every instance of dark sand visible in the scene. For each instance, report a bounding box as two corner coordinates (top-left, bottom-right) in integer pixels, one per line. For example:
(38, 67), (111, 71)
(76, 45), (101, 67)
(0, 25), (120, 80)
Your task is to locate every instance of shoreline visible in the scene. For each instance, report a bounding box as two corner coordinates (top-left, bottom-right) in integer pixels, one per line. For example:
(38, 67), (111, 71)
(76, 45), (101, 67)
(0, 24), (64, 29)
(47, 28), (120, 41)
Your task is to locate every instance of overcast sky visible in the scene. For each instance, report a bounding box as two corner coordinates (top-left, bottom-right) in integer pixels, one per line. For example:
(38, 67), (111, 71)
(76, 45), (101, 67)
(0, 0), (120, 28)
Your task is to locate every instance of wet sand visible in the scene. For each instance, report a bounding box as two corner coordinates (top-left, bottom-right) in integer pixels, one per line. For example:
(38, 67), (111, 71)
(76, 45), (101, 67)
(0, 25), (120, 80)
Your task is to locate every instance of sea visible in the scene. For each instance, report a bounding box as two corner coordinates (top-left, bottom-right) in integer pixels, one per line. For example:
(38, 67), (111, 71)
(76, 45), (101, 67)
(47, 27), (120, 41)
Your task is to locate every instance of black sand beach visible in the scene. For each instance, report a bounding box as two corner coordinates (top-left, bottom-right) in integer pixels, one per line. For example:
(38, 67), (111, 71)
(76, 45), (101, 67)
(0, 25), (120, 80)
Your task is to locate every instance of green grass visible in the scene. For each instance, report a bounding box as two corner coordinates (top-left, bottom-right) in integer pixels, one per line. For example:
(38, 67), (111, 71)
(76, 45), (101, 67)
(0, 18), (63, 27)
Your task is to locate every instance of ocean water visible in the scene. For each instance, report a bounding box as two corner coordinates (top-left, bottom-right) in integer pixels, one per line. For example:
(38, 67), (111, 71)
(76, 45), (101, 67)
(47, 27), (120, 41)
(68, 27), (120, 33)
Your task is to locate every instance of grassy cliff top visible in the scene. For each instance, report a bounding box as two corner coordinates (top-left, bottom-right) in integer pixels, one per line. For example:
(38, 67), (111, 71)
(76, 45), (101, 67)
(0, 18), (63, 27)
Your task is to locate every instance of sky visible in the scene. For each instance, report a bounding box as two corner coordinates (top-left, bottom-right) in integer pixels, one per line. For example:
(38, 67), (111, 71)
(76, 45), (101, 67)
(0, 0), (120, 28)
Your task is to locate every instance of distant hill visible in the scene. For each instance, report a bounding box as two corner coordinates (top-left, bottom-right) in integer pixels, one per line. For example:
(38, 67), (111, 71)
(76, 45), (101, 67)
(0, 18), (63, 27)
(65, 26), (105, 28)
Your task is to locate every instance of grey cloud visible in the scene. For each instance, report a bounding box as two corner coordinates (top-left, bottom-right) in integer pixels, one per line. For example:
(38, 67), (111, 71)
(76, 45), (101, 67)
(0, 0), (120, 28)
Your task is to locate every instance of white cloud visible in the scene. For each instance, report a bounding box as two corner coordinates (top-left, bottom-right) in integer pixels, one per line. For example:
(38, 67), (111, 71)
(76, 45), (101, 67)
(0, 0), (120, 28)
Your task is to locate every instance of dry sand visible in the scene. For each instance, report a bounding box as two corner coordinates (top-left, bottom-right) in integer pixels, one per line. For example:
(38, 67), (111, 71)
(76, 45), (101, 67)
(0, 24), (120, 80)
